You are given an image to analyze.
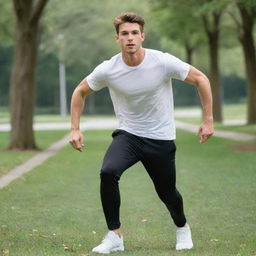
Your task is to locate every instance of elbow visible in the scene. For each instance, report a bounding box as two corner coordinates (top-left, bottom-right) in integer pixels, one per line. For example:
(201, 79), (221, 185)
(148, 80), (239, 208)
(195, 73), (210, 88)
(72, 86), (85, 100)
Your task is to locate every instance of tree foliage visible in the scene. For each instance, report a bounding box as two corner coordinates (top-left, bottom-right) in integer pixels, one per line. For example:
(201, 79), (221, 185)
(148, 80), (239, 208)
(151, 0), (206, 64)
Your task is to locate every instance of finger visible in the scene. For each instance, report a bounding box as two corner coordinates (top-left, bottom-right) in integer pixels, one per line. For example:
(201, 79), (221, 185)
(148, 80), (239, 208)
(200, 134), (212, 144)
(69, 140), (76, 149)
(196, 127), (202, 136)
(77, 147), (83, 152)
(70, 138), (82, 150)
(80, 134), (84, 146)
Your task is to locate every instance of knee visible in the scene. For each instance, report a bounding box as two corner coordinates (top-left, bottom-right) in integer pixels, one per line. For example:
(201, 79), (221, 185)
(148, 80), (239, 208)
(158, 189), (181, 206)
(100, 165), (120, 182)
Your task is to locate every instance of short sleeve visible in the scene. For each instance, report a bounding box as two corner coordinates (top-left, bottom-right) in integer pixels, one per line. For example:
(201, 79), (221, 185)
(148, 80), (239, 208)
(85, 62), (108, 91)
(164, 53), (190, 81)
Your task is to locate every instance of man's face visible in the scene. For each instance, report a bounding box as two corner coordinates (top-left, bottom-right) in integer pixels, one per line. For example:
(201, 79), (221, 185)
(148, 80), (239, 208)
(115, 22), (145, 54)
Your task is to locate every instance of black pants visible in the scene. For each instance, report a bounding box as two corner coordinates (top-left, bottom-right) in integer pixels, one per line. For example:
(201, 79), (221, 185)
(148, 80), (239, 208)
(100, 129), (187, 230)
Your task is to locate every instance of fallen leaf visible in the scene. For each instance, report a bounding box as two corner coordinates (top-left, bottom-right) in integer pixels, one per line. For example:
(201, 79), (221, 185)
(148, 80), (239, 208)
(210, 238), (219, 242)
(63, 244), (70, 251)
(92, 230), (96, 234)
(141, 219), (148, 222)
(39, 234), (48, 238)
(32, 229), (38, 232)
(2, 249), (9, 255)
(240, 243), (246, 247)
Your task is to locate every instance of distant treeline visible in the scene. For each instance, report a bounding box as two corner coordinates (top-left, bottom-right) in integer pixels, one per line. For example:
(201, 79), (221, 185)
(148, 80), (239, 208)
(0, 45), (246, 114)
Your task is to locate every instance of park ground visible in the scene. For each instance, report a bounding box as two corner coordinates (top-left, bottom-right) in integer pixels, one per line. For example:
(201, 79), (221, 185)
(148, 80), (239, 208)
(0, 104), (255, 256)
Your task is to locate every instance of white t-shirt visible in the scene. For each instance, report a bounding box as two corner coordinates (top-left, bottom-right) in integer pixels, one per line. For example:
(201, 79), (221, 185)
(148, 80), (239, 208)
(85, 48), (190, 140)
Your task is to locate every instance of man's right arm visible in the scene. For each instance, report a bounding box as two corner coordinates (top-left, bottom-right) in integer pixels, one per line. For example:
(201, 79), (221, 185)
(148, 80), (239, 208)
(69, 79), (94, 152)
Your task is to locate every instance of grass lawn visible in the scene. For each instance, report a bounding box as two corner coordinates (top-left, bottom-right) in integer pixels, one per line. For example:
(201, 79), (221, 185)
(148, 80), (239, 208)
(0, 130), (68, 177)
(174, 103), (256, 135)
(0, 130), (255, 256)
(175, 103), (247, 121)
(175, 117), (256, 135)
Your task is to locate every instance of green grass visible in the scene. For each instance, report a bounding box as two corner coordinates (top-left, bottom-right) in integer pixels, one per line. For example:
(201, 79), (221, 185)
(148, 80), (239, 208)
(214, 123), (256, 135)
(175, 117), (256, 135)
(174, 103), (256, 134)
(222, 103), (247, 121)
(0, 130), (68, 177)
(175, 103), (247, 121)
(0, 114), (115, 124)
(0, 103), (248, 124)
(33, 115), (115, 123)
(0, 130), (255, 256)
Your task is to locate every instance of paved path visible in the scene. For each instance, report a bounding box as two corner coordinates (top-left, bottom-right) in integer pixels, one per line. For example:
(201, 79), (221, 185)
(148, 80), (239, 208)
(0, 134), (70, 189)
(0, 118), (255, 189)
(175, 120), (255, 141)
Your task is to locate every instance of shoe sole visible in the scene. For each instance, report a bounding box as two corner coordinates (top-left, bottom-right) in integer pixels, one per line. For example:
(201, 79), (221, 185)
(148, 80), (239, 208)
(176, 244), (193, 250)
(92, 246), (124, 254)
(110, 246), (124, 252)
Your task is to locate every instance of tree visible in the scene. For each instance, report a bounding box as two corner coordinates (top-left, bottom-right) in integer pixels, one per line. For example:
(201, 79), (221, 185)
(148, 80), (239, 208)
(9, 0), (49, 150)
(228, 0), (256, 124)
(0, 0), (15, 46)
(151, 0), (206, 65)
(200, 4), (224, 122)
(41, 0), (162, 115)
(151, 0), (225, 122)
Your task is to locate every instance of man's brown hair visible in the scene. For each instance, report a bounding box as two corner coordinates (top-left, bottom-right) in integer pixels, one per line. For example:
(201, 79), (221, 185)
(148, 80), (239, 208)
(113, 12), (145, 34)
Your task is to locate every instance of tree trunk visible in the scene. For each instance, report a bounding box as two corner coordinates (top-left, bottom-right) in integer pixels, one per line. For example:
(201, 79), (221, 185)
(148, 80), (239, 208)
(185, 42), (194, 64)
(208, 32), (223, 122)
(9, 23), (38, 149)
(202, 12), (223, 123)
(237, 3), (256, 124)
(8, 0), (48, 150)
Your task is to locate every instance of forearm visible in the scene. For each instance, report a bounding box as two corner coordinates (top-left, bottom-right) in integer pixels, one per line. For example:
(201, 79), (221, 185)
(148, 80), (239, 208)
(196, 76), (213, 123)
(70, 88), (86, 131)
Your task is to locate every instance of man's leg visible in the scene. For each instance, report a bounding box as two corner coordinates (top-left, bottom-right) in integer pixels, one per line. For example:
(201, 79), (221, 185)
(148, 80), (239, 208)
(92, 130), (142, 254)
(141, 140), (186, 227)
(141, 139), (193, 250)
(100, 130), (142, 230)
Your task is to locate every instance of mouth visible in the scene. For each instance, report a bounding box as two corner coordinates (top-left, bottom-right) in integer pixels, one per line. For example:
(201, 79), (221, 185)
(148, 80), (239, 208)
(127, 44), (135, 47)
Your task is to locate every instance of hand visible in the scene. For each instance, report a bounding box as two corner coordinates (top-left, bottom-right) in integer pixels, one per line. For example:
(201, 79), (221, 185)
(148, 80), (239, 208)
(196, 121), (214, 144)
(69, 130), (85, 152)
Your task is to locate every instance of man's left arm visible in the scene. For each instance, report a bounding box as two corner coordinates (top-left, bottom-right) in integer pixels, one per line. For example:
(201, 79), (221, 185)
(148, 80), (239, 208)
(184, 66), (214, 144)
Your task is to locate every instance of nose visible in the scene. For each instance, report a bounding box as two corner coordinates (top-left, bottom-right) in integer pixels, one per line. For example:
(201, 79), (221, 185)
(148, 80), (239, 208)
(128, 33), (133, 41)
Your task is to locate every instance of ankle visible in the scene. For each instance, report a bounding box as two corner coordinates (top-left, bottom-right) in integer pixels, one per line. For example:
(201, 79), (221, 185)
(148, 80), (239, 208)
(112, 229), (122, 237)
(177, 223), (189, 229)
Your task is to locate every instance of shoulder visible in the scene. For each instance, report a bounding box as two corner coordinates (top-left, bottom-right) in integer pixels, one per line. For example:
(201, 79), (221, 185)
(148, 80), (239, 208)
(147, 48), (182, 62)
(146, 49), (179, 66)
(97, 53), (121, 72)
(146, 48), (165, 60)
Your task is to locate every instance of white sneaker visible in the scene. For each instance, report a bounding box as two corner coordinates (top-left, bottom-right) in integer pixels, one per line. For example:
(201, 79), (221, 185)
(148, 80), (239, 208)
(176, 224), (193, 250)
(92, 231), (124, 254)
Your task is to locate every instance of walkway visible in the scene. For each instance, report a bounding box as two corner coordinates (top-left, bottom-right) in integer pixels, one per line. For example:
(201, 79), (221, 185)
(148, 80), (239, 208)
(0, 117), (255, 189)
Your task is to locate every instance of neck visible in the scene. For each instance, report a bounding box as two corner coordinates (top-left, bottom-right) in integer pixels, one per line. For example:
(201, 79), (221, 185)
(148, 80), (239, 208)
(122, 47), (145, 66)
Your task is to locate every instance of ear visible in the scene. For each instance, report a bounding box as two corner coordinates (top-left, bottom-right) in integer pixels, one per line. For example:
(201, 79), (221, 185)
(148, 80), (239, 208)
(115, 34), (119, 43)
(141, 32), (145, 42)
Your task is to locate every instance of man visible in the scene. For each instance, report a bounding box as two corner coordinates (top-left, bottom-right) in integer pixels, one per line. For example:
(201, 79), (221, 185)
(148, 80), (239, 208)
(70, 12), (214, 254)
